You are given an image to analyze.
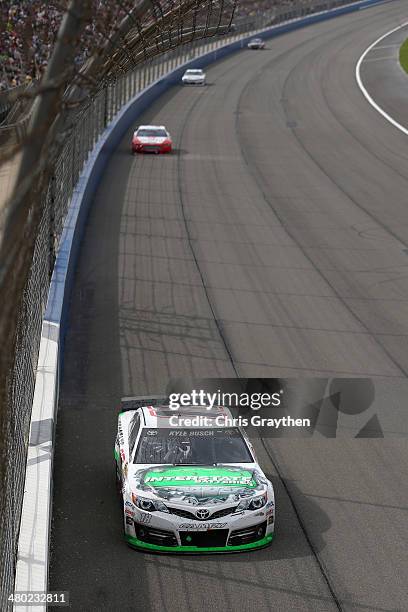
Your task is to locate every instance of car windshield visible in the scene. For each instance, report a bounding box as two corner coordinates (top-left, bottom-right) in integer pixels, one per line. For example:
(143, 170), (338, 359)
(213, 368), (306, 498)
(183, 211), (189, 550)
(186, 70), (203, 75)
(134, 428), (253, 464)
(137, 129), (167, 137)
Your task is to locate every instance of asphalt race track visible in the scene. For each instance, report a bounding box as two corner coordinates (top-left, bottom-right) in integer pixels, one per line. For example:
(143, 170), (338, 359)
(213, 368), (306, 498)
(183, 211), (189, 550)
(50, 3), (408, 611)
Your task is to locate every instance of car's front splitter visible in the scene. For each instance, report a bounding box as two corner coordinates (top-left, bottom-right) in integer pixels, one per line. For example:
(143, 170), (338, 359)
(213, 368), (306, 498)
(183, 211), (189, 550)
(133, 148), (171, 154)
(125, 533), (273, 554)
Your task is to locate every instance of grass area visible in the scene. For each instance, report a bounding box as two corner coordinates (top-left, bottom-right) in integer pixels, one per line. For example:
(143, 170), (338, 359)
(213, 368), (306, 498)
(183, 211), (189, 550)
(400, 38), (408, 75)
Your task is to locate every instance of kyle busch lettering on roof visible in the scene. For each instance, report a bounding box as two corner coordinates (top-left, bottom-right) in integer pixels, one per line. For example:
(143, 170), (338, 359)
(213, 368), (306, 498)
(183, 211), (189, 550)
(114, 400), (275, 552)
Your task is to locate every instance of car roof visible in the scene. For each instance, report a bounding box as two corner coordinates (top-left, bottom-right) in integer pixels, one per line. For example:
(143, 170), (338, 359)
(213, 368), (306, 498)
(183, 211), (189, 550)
(139, 405), (233, 427)
(137, 125), (167, 130)
(186, 68), (203, 72)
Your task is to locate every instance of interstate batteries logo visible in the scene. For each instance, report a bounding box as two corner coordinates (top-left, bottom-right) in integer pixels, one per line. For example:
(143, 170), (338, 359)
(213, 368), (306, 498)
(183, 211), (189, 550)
(143, 467), (257, 488)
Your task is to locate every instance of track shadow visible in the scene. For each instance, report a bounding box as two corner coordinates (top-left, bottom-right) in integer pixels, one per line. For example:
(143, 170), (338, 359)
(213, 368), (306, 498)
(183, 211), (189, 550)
(101, 467), (331, 563)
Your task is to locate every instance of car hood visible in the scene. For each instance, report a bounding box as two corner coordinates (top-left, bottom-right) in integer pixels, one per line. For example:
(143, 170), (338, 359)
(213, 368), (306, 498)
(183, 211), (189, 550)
(131, 464), (267, 506)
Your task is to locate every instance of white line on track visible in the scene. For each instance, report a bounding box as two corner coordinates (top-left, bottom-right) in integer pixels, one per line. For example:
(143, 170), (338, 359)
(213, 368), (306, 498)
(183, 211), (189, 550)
(355, 21), (408, 136)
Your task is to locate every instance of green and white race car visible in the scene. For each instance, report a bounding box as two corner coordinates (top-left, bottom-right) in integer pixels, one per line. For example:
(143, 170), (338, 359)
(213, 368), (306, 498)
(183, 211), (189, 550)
(114, 398), (275, 553)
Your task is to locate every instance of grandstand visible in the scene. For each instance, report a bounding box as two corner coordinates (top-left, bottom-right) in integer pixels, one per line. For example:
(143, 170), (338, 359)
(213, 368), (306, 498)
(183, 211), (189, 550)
(0, 0), (308, 91)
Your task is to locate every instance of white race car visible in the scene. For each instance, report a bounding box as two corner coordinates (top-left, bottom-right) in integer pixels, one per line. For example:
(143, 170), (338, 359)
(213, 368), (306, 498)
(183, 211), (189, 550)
(115, 399), (275, 553)
(247, 38), (265, 50)
(181, 68), (206, 86)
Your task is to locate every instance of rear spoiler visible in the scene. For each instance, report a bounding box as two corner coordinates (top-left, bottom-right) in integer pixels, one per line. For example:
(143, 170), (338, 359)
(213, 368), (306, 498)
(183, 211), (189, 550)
(120, 395), (168, 412)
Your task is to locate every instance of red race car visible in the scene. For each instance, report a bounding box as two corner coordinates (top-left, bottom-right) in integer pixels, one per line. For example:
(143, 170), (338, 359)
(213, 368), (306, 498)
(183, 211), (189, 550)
(132, 125), (172, 154)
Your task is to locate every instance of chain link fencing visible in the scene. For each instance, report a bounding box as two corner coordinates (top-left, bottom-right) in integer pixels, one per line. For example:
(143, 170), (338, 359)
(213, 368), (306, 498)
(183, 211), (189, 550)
(0, 86), (26, 124)
(0, 0), (365, 608)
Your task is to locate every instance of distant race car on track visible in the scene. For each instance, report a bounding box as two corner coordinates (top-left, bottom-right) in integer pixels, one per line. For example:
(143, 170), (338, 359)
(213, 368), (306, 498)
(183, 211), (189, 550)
(247, 38), (265, 50)
(182, 68), (206, 86)
(131, 125), (172, 154)
(115, 399), (275, 553)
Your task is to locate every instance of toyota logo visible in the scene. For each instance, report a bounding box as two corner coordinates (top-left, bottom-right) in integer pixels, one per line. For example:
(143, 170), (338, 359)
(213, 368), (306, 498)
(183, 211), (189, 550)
(196, 508), (210, 520)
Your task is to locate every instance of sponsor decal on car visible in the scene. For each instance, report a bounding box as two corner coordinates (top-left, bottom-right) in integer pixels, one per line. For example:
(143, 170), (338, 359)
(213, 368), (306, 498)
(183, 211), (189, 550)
(144, 466), (257, 488)
(137, 511), (153, 525)
(118, 421), (124, 446)
(178, 522), (227, 530)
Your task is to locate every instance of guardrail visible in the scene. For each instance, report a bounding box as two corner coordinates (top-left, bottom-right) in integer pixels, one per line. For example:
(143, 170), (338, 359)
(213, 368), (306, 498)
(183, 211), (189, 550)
(1, 0), (392, 610)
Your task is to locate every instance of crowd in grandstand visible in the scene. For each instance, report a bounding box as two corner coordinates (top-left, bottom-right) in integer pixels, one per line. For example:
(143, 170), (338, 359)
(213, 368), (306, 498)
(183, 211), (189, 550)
(0, 1), (136, 90)
(0, 0), (314, 91)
